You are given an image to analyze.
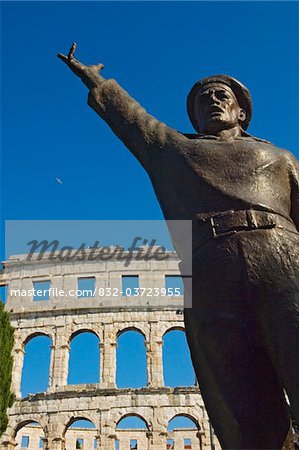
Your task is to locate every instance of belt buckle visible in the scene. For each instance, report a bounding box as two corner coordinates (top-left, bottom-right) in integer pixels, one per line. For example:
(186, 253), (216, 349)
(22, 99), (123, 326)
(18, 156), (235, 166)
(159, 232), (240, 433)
(246, 210), (258, 229)
(247, 210), (276, 229)
(210, 216), (219, 237)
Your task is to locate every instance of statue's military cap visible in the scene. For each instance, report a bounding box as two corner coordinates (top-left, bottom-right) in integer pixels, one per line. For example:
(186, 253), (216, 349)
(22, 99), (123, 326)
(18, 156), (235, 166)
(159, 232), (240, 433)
(187, 74), (252, 132)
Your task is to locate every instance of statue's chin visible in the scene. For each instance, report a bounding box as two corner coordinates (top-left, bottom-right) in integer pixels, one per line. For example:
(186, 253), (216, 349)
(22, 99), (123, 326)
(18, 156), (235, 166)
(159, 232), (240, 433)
(208, 115), (225, 124)
(204, 116), (236, 134)
(198, 116), (237, 135)
(205, 121), (227, 134)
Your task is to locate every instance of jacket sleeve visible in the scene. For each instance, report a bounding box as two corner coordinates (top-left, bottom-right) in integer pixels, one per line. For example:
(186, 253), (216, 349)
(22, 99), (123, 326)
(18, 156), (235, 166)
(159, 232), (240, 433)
(87, 79), (187, 170)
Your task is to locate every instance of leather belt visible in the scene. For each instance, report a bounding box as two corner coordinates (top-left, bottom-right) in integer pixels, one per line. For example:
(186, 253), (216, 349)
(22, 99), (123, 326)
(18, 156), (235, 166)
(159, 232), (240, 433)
(194, 210), (297, 249)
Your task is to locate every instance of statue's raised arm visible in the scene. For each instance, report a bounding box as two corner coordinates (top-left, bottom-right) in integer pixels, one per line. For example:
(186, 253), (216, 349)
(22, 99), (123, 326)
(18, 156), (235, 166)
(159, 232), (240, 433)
(58, 43), (186, 169)
(57, 43), (299, 450)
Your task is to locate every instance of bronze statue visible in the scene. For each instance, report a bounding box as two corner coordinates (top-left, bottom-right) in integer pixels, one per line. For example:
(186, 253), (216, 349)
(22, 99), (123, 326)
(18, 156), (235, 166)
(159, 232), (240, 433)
(58, 43), (299, 449)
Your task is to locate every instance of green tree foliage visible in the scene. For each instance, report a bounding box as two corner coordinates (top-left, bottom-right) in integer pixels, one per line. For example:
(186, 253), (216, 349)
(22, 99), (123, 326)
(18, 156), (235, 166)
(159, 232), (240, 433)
(292, 415), (299, 434)
(0, 301), (14, 436)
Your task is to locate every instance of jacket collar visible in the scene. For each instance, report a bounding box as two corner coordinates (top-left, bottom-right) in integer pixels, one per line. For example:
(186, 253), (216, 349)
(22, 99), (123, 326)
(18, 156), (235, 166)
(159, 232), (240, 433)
(182, 131), (272, 144)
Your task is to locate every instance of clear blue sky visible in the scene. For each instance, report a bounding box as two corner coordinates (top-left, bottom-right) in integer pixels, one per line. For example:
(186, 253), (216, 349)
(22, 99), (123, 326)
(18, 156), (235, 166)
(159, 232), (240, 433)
(1, 0), (299, 432)
(1, 1), (299, 249)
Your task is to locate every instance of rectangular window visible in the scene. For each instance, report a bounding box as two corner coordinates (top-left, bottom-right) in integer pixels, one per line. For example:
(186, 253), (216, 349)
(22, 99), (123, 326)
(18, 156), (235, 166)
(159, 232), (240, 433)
(130, 439), (138, 449)
(114, 439), (120, 450)
(94, 438), (98, 449)
(21, 435), (29, 448)
(165, 275), (184, 296)
(76, 438), (84, 449)
(184, 438), (192, 449)
(39, 437), (44, 448)
(122, 275), (139, 296)
(167, 439), (174, 449)
(77, 277), (95, 298)
(0, 284), (8, 303)
(33, 280), (51, 301)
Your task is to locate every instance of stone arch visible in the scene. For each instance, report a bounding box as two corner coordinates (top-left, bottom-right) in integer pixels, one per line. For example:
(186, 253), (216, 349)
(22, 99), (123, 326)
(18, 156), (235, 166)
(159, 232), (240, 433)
(116, 329), (147, 388)
(116, 413), (150, 430)
(13, 419), (47, 450)
(69, 327), (101, 342)
(167, 414), (200, 430)
(162, 325), (186, 338)
(115, 414), (150, 450)
(117, 326), (146, 339)
(162, 329), (194, 387)
(167, 415), (202, 450)
(21, 334), (52, 397)
(68, 330), (100, 384)
(63, 416), (98, 450)
(158, 323), (185, 342)
(63, 416), (97, 436)
(23, 330), (53, 347)
(13, 418), (47, 438)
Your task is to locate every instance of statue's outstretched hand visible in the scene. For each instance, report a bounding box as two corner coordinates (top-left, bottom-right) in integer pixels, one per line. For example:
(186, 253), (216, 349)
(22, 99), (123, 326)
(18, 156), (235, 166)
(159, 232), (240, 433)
(57, 43), (104, 90)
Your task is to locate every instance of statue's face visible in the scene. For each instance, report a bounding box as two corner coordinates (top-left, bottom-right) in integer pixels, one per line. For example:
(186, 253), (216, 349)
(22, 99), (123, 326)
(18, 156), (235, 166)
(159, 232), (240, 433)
(195, 83), (246, 134)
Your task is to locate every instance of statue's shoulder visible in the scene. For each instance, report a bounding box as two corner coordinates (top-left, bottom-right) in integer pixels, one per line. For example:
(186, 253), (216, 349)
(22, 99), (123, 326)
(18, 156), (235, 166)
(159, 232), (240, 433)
(250, 139), (299, 167)
(240, 134), (293, 158)
(245, 135), (272, 144)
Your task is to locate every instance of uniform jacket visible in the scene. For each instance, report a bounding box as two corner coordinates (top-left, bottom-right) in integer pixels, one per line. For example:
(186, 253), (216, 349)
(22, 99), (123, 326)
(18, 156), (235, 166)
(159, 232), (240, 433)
(87, 79), (299, 252)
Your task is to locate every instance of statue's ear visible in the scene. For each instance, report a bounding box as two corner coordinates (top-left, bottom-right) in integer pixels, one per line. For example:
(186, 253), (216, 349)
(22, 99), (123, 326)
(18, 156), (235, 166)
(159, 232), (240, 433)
(239, 109), (246, 123)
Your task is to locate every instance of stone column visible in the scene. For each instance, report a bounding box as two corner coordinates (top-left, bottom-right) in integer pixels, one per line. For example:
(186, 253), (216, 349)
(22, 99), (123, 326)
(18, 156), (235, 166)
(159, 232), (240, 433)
(48, 344), (55, 388)
(11, 346), (25, 398)
(200, 419), (216, 449)
(151, 410), (168, 450)
(148, 430), (166, 450)
(99, 342), (104, 383)
(100, 324), (116, 388)
(147, 321), (164, 387)
(50, 331), (70, 388)
(47, 422), (65, 450)
(99, 429), (115, 449)
(51, 436), (65, 450)
(99, 410), (116, 450)
(102, 433), (119, 450)
(94, 434), (101, 449)
(53, 343), (70, 386)
(41, 437), (49, 450)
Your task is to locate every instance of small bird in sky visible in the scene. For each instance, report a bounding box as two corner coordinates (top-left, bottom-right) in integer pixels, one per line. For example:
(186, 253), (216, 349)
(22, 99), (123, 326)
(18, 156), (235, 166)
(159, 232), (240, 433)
(55, 177), (64, 185)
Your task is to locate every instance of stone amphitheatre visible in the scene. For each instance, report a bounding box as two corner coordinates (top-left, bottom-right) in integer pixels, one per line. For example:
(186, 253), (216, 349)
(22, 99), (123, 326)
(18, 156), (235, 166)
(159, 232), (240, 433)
(0, 247), (220, 450)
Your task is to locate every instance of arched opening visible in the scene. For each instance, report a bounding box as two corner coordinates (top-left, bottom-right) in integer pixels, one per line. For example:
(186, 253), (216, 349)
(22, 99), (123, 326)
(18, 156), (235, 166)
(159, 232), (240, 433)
(21, 334), (52, 397)
(116, 415), (149, 450)
(64, 418), (98, 449)
(163, 329), (194, 387)
(68, 331), (100, 385)
(15, 420), (46, 449)
(116, 329), (146, 388)
(167, 415), (200, 450)
(116, 415), (148, 430)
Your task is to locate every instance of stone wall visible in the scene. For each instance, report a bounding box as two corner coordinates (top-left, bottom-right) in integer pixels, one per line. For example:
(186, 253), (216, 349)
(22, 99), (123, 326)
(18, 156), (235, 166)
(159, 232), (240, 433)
(14, 425), (205, 449)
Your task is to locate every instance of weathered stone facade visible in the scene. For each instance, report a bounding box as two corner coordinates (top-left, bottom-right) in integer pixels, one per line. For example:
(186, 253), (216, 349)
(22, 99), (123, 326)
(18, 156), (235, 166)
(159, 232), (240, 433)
(0, 249), (220, 450)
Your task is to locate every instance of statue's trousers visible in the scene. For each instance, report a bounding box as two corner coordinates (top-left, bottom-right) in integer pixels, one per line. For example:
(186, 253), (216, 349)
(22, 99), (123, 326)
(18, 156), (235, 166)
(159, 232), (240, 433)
(184, 227), (299, 449)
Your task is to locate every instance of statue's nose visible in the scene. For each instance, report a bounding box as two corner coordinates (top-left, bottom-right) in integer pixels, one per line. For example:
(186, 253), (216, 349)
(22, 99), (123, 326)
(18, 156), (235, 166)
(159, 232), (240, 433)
(209, 91), (220, 104)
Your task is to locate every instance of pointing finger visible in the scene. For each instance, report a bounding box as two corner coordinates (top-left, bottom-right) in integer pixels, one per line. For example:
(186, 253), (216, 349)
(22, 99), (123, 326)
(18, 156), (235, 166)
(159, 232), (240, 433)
(68, 42), (77, 59)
